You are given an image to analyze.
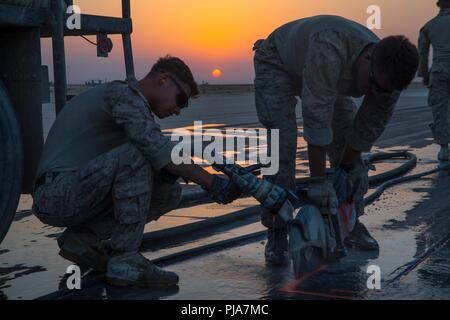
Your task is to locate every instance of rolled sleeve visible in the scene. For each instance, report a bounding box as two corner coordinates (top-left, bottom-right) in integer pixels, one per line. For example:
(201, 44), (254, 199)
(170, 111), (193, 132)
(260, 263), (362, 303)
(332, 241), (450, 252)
(301, 30), (345, 146)
(107, 81), (175, 171)
(303, 126), (333, 147)
(345, 91), (400, 152)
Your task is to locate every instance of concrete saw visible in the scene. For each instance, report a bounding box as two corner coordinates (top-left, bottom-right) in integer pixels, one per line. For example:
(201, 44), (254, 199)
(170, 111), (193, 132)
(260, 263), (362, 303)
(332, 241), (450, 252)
(213, 163), (357, 278)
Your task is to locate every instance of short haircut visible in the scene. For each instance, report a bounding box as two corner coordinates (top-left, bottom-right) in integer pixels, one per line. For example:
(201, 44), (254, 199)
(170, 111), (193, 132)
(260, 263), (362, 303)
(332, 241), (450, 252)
(374, 36), (419, 91)
(438, 0), (450, 8)
(148, 55), (199, 96)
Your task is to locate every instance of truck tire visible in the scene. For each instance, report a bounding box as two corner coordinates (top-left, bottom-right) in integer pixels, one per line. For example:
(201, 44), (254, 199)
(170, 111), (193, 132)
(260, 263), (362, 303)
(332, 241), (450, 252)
(0, 80), (23, 244)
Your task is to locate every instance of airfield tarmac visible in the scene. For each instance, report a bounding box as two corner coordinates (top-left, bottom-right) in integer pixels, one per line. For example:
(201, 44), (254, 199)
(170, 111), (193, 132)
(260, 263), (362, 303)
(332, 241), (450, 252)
(1, 83), (450, 300)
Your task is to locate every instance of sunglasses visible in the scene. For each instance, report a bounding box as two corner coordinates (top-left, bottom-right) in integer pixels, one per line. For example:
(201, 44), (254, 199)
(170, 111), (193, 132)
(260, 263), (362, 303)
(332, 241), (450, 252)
(369, 52), (394, 95)
(168, 74), (189, 109)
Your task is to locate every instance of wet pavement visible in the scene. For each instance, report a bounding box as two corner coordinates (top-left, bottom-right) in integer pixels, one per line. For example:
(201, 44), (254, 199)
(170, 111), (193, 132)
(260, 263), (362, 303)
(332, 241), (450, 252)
(1, 84), (450, 300)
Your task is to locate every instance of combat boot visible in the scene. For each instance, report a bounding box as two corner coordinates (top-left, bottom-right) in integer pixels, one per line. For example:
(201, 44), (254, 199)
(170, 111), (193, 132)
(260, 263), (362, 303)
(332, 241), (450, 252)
(106, 252), (179, 287)
(265, 228), (289, 266)
(345, 220), (379, 251)
(57, 229), (110, 272)
(438, 145), (449, 161)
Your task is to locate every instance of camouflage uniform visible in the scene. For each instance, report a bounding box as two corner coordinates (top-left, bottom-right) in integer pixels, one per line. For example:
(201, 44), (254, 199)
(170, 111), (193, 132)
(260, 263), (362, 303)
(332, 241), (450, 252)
(33, 143), (181, 254)
(418, 8), (450, 145)
(253, 16), (400, 234)
(32, 78), (179, 257)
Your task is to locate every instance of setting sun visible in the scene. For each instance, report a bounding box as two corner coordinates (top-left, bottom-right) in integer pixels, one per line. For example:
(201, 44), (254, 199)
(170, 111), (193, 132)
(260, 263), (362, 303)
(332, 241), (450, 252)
(212, 69), (222, 78)
(48, 0), (436, 84)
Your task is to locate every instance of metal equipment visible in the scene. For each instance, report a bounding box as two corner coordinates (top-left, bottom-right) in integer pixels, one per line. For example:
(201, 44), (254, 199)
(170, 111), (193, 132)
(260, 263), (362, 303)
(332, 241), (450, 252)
(214, 163), (357, 278)
(0, 0), (136, 243)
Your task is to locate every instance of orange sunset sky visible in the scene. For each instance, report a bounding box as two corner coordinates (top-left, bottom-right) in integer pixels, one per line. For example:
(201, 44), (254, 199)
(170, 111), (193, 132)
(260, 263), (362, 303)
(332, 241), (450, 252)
(41, 0), (439, 84)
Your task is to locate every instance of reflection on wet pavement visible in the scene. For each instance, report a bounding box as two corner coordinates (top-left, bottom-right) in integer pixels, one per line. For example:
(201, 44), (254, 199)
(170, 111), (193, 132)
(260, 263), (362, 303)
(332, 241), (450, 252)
(2, 142), (449, 300)
(163, 144), (450, 300)
(2, 87), (450, 299)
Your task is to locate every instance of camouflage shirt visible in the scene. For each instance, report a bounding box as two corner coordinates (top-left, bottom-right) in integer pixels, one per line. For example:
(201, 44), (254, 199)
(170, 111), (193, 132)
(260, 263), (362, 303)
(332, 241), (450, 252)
(35, 77), (174, 186)
(418, 8), (450, 77)
(257, 15), (400, 151)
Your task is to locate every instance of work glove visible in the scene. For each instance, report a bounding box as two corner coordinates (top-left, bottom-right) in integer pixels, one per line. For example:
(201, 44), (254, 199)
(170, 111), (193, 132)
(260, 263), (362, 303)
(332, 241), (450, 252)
(206, 175), (242, 204)
(341, 158), (369, 195)
(341, 157), (370, 216)
(214, 163), (296, 213)
(306, 177), (338, 215)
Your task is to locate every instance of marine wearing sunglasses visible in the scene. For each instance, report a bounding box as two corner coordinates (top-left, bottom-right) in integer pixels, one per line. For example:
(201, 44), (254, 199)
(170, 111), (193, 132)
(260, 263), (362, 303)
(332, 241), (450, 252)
(138, 67), (194, 119)
(168, 74), (190, 109)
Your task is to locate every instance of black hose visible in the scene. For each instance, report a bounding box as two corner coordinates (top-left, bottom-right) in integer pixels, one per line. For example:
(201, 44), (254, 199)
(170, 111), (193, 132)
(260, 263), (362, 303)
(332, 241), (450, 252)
(148, 152), (418, 250)
(140, 207), (260, 251)
(367, 151), (417, 187)
(152, 231), (266, 267)
(36, 152), (449, 300)
(39, 152), (419, 249)
(365, 162), (450, 206)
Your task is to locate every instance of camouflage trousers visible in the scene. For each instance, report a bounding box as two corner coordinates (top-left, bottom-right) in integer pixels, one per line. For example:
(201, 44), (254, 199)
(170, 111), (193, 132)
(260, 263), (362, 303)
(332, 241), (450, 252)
(32, 143), (181, 254)
(253, 39), (363, 230)
(428, 63), (450, 145)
